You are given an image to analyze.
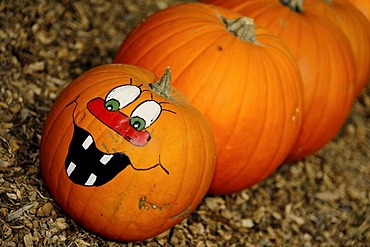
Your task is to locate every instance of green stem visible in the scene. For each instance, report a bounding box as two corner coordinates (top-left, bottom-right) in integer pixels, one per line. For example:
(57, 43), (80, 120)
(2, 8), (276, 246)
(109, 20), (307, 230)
(221, 16), (256, 43)
(280, 0), (304, 12)
(149, 67), (174, 101)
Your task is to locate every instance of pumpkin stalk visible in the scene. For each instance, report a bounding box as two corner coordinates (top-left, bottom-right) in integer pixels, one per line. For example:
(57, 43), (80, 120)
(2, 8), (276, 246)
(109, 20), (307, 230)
(149, 67), (174, 101)
(280, 0), (304, 12)
(221, 16), (256, 43)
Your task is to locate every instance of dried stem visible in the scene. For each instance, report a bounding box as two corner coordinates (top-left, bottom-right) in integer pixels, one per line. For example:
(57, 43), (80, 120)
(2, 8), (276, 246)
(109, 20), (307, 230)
(221, 16), (256, 43)
(280, 0), (304, 12)
(149, 67), (174, 101)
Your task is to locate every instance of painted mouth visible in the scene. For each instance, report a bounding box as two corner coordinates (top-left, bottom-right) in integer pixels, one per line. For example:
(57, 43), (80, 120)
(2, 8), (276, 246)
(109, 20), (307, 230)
(65, 123), (131, 186)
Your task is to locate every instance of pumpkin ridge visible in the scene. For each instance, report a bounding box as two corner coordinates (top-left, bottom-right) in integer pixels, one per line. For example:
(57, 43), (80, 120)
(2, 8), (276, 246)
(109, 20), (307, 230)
(242, 48), (280, 182)
(303, 23), (353, 151)
(255, 48), (290, 181)
(287, 10), (355, 159)
(146, 24), (233, 72)
(293, 16), (328, 154)
(117, 15), (179, 52)
(135, 27), (224, 71)
(290, 13), (320, 120)
(185, 13), (264, 107)
(314, 0), (370, 95)
(213, 39), (250, 150)
(215, 47), (269, 188)
(56, 142), (76, 218)
(254, 4), (287, 33)
(196, 113), (216, 196)
(177, 32), (236, 103)
(168, 106), (192, 218)
(46, 118), (74, 194)
(71, 65), (156, 85)
(184, 107), (212, 199)
(118, 20), (223, 66)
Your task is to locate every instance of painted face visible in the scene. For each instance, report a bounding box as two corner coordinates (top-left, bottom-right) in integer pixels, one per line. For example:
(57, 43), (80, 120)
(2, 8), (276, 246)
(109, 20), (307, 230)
(65, 82), (173, 187)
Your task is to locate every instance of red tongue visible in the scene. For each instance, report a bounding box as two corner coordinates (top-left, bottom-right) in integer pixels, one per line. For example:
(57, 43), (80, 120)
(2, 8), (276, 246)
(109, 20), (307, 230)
(87, 98), (150, 147)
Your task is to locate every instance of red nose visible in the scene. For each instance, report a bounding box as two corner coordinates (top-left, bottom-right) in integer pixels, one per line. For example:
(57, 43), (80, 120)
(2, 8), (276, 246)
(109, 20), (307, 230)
(87, 98), (150, 147)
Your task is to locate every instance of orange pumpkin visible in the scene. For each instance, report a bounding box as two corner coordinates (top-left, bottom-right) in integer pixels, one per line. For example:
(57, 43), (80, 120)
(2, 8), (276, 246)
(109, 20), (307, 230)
(40, 64), (216, 242)
(306, 0), (370, 96)
(204, 0), (356, 161)
(114, 3), (304, 194)
(347, 0), (370, 20)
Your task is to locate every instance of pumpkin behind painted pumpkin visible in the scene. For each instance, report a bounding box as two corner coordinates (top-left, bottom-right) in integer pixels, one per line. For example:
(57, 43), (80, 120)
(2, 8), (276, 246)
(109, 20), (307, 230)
(203, 0), (356, 161)
(306, 0), (370, 96)
(114, 3), (304, 194)
(347, 0), (370, 21)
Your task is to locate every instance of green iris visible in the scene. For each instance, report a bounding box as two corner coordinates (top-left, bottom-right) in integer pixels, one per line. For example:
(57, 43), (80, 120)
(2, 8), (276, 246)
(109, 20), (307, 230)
(105, 99), (120, 111)
(130, 117), (146, 131)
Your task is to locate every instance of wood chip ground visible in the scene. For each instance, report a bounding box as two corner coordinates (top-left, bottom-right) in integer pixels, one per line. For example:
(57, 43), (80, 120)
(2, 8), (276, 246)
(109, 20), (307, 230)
(1, 0), (369, 246)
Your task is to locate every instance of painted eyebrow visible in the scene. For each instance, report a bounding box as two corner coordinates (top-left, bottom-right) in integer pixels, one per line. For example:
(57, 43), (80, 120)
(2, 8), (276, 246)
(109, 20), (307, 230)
(159, 102), (176, 115)
(162, 109), (177, 114)
(139, 90), (177, 114)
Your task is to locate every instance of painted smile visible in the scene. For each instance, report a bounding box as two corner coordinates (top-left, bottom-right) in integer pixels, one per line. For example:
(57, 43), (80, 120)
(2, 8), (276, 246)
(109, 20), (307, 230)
(65, 122), (131, 186)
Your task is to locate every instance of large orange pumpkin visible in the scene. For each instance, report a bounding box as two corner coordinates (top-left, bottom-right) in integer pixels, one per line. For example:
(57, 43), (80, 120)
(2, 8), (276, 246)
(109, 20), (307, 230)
(40, 64), (216, 242)
(204, 0), (356, 161)
(347, 0), (370, 21)
(306, 0), (370, 96)
(114, 3), (304, 194)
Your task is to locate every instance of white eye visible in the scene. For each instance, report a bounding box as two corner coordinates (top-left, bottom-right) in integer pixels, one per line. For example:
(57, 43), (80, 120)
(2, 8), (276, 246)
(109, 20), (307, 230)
(105, 85), (141, 110)
(130, 101), (162, 129)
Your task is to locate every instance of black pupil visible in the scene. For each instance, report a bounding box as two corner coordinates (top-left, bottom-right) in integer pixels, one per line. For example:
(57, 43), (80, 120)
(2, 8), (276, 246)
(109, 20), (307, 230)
(133, 121), (141, 129)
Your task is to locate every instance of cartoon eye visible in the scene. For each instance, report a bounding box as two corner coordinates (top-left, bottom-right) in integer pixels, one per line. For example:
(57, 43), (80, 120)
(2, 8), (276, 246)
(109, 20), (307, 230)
(130, 100), (162, 129)
(105, 99), (120, 111)
(130, 117), (146, 131)
(105, 85), (141, 110)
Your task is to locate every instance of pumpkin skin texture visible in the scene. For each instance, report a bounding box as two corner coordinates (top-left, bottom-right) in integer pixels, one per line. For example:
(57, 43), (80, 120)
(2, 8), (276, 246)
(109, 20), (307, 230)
(347, 0), (370, 21)
(114, 3), (304, 194)
(204, 0), (356, 161)
(40, 64), (216, 242)
(306, 0), (370, 96)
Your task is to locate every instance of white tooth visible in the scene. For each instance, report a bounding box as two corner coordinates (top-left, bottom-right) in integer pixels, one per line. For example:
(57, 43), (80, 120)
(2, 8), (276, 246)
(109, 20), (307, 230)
(66, 162), (76, 177)
(100, 154), (113, 165)
(85, 173), (97, 186)
(82, 135), (93, 150)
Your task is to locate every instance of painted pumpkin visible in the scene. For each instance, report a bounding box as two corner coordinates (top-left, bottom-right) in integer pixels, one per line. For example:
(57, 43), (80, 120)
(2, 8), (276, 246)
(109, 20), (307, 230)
(40, 64), (216, 242)
(114, 3), (304, 194)
(306, 0), (370, 96)
(347, 0), (370, 21)
(204, 0), (356, 161)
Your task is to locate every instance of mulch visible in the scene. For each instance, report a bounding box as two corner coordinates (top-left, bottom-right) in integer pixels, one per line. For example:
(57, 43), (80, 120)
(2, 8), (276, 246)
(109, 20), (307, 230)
(0, 0), (369, 246)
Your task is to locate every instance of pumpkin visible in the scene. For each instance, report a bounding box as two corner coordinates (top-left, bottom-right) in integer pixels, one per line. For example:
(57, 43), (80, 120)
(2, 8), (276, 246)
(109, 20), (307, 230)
(40, 64), (216, 242)
(204, 0), (356, 161)
(306, 0), (370, 96)
(114, 3), (304, 194)
(347, 0), (370, 21)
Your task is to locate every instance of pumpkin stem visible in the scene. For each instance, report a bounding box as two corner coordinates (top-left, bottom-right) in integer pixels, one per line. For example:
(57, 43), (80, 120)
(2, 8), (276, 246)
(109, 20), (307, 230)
(221, 16), (256, 43)
(149, 67), (174, 101)
(280, 0), (304, 12)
